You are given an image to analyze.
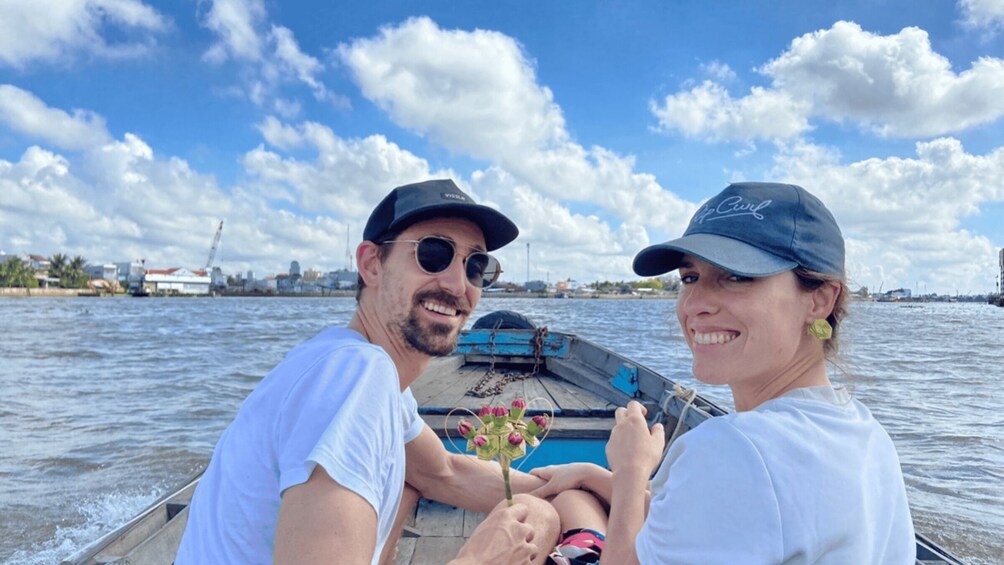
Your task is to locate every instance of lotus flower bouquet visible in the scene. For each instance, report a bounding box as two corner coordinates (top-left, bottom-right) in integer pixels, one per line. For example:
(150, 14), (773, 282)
(454, 398), (550, 506)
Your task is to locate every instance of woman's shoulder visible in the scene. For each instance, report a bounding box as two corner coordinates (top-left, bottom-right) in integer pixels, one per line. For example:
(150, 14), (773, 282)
(671, 415), (770, 464)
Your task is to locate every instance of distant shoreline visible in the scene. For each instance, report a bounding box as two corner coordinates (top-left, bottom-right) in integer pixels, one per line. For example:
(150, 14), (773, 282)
(1, 287), (994, 303)
(0, 287), (675, 300)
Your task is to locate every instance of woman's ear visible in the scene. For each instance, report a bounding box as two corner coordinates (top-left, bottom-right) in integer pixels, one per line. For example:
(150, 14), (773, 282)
(808, 280), (841, 321)
(357, 242), (383, 289)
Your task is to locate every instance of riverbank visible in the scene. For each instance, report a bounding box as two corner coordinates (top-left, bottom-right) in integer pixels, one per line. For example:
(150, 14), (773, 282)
(0, 287), (101, 297)
(0, 288), (680, 299)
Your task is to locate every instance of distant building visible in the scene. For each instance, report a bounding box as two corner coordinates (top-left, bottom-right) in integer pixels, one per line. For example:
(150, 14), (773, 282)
(277, 261), (304, 293)
(276, 273), (299, 293)
(325, 269), (359, 290)
(881, 288), (912, 301)
(25, 254), (51, 272)
(115, 260), (146, 291)
(142, 267), (211, 295)
(85, 263), (118, 280)
(524, 280), (547, 292)
(210, 266), (227, 290)
(19, 254), (59, 287)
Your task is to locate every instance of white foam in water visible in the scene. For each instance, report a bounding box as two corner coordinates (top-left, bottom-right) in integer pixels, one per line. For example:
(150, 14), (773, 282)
(6, 488), (162, 565)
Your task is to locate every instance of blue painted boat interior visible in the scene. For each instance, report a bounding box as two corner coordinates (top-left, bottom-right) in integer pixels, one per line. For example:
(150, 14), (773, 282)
(439, 438), (608, 471)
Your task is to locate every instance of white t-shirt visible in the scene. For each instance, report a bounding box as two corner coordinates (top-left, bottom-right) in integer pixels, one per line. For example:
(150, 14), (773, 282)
(176, 327), (423, 565)
(636, 386), (915, 565)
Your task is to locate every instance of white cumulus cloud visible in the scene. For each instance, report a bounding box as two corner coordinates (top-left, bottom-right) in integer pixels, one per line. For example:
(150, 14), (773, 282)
(0, 85), (113, 150)
(199, 0), (337, 110)
(0, 0), (167, 69)
(960, 0), (1004, 31)
(769, 137), (1004, 294)
(651, 81), (811, 142)
(338, 16), (695, 240)
(653, 21), (1004, 142)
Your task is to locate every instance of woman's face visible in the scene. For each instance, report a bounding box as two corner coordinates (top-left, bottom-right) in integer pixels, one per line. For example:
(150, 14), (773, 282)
(675, 255), (818, 390)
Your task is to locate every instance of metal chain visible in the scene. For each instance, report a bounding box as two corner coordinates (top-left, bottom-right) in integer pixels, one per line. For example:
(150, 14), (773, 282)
(466, 326), (549, 398)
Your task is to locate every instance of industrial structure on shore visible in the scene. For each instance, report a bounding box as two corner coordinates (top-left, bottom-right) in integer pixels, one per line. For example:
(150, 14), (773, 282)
(992, 248), (1004, 307)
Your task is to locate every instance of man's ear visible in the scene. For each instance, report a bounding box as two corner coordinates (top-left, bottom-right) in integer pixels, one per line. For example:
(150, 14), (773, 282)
(808, 280), (841, 321)
(357, 242), (383, 289)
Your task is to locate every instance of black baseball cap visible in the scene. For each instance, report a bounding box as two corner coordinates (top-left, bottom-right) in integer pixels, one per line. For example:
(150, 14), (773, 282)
(363, 179), (519, 251)
(633, 182), (845, 278)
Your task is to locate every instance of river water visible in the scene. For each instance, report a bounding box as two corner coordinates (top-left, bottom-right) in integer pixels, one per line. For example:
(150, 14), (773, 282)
(1, 297), (1001, 564)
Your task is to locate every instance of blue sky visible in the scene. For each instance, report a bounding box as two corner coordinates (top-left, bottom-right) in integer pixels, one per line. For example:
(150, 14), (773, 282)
(1, 0), (1003, 295)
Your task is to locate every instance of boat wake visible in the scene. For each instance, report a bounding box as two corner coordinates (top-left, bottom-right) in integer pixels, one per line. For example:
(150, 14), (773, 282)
(5, 488), (161, 565)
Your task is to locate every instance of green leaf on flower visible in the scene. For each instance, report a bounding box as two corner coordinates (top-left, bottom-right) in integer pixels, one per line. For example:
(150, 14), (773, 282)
(502, 441), (526, 460)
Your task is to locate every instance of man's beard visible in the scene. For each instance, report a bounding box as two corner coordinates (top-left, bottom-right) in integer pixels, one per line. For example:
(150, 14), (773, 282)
(398, 290), (468, 356)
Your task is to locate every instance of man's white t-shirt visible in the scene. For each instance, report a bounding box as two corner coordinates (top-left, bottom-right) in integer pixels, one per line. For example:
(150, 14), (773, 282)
(636, 385), (915, 564)
(176, 327), (423, 565)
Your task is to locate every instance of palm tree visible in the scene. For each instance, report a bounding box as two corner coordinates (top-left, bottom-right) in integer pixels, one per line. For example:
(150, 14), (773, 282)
(66, 255), (89, 289)
(49, 253), (68, 284)
(0, 257), (38, 288)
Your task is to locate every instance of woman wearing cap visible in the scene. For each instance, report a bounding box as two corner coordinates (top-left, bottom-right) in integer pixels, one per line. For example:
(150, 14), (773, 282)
(532, 182), (915, 564)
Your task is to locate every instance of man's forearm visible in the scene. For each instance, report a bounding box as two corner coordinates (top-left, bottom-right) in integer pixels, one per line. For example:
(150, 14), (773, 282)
(419, 453), (547, 513)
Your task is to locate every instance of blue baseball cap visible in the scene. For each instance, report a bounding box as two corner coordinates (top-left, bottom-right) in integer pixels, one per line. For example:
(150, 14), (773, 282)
(632, 182), (845, 278)
(364, 179), (519, 251)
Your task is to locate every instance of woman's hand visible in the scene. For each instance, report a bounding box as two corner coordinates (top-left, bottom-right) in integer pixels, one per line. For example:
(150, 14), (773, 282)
(607, 401), (665, 478)
(528, 463), (607, 499)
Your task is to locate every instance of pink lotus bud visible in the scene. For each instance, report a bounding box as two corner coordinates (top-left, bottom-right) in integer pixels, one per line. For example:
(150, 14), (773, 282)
(492, 405), (509, 418)
(478, 405), (492, 418)
(473, 435), (488, 447)
(532, 415), (548, 429)
(508, 432), (523, 446)
(458, 419), (475, 439)
(510, 398), (527, 410)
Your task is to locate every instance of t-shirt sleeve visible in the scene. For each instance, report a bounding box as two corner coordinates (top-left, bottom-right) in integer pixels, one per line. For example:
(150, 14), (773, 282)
(305, 354), (401, 514)
(401, 387), (423, 443)
(636, 419), (784, 565)
(274, 345), (400, 513)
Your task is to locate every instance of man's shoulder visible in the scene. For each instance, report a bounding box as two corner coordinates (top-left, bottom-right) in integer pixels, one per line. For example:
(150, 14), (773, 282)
(295, 326), (389, 363)
(266, 326), (395, 388)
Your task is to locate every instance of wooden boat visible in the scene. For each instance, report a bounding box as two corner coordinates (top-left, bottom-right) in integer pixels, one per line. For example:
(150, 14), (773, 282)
(61, 311), (964, 564)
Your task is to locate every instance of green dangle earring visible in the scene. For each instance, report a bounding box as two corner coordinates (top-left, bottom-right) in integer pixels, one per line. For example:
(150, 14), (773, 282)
(807, 318), (833, 340)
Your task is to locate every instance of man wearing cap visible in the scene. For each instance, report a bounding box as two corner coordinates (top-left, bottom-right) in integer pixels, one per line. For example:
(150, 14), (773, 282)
(176, 179), (557, 564)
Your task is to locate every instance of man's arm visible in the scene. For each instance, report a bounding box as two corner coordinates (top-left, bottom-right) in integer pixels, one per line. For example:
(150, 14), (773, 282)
(405, 424), (547, 512)
(274, 465), (377, 565)
(448, 494), (560, 565)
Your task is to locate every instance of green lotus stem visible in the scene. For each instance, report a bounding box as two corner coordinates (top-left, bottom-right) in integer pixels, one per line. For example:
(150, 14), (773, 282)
(500, 455), (513, 506)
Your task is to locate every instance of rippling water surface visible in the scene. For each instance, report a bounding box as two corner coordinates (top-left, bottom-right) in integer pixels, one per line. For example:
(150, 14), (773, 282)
(1, 297), (1001, 564)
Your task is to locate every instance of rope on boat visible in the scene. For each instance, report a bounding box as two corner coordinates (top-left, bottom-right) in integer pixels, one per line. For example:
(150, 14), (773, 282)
(664, 382), (697, 452)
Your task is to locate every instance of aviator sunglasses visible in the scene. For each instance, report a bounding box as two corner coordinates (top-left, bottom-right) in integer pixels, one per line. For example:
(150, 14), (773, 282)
(382, 236), (502, 288)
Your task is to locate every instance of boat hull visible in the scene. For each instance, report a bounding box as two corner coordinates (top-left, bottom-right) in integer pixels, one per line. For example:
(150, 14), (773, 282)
(62, 319), (964, 565)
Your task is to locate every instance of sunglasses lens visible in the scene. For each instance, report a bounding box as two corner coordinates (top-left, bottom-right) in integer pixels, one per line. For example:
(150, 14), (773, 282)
(467, 253), (501, 288)
(413, 236), (501, 288)
(415, 237), (455, 274)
